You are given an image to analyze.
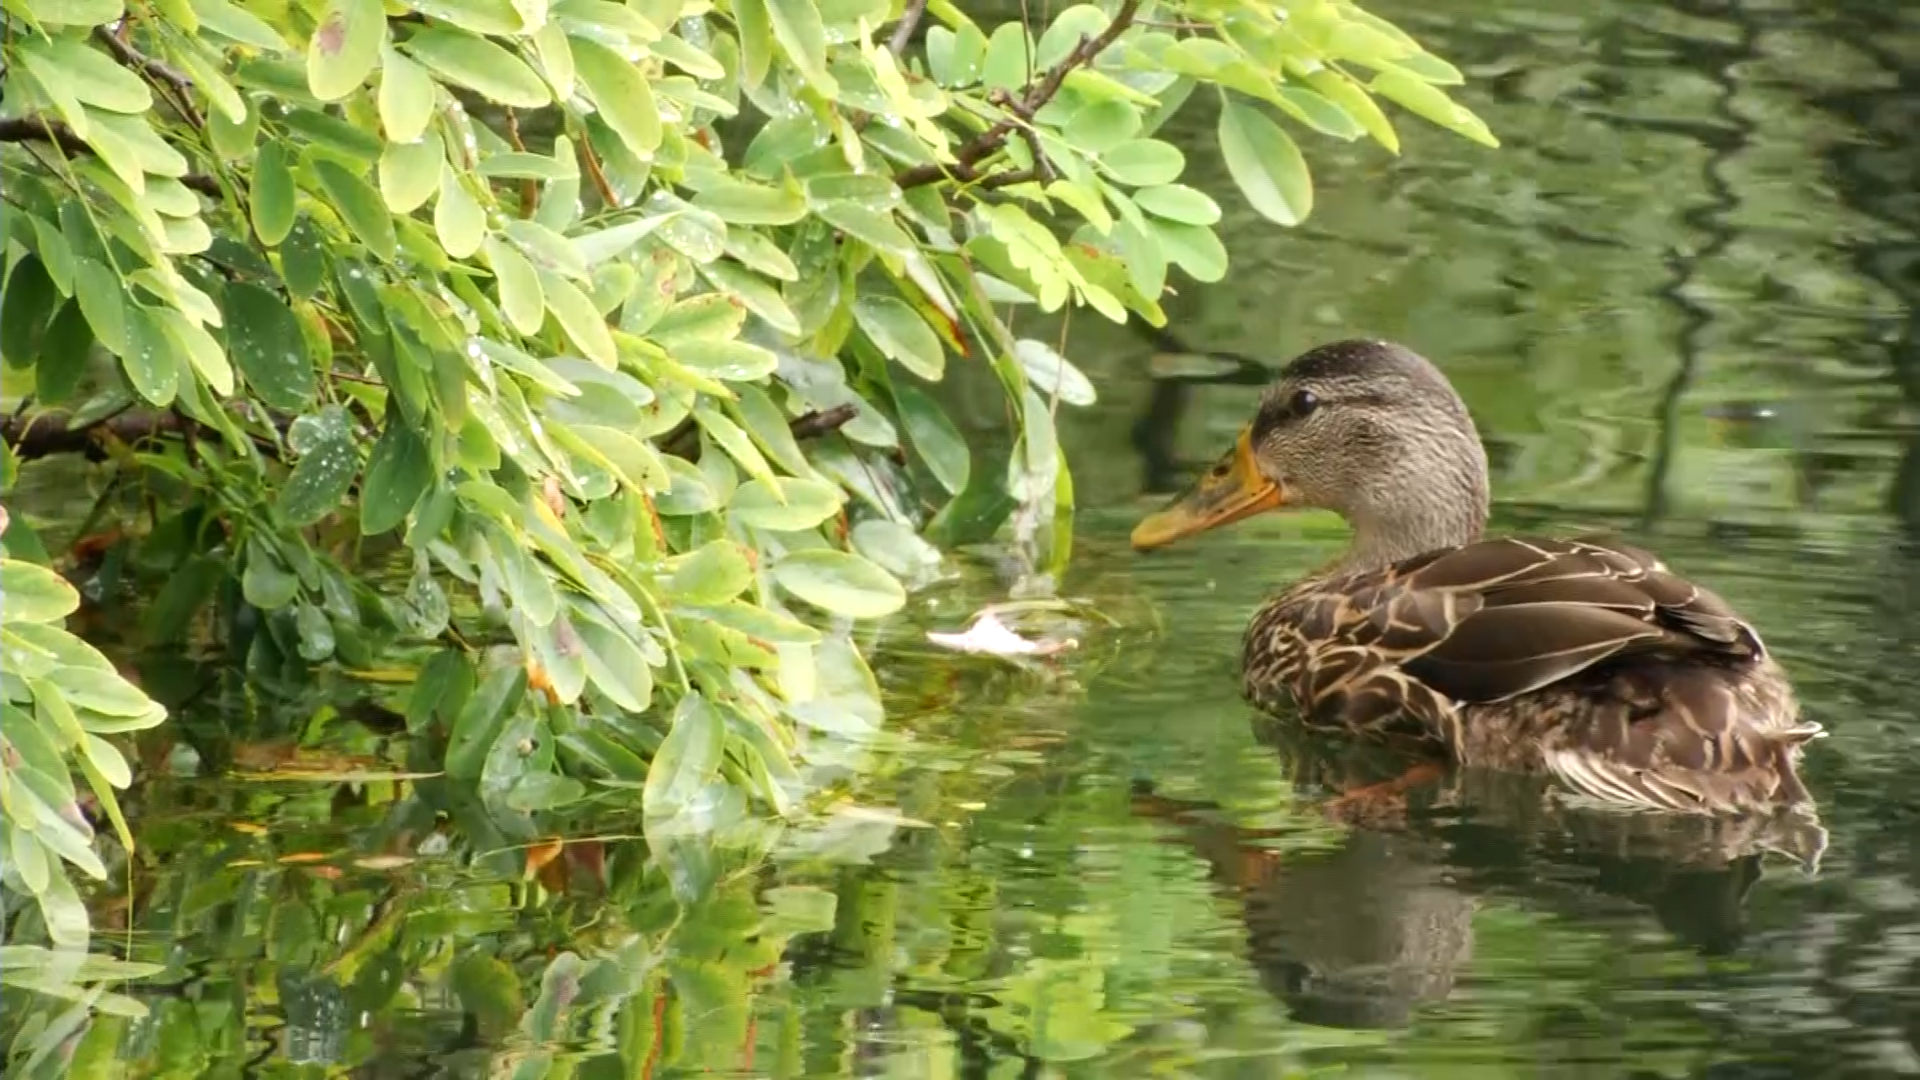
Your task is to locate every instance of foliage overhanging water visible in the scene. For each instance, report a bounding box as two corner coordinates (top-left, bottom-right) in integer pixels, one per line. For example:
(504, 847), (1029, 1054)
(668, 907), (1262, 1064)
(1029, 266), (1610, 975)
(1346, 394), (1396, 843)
(7, 0), (1920, 1076)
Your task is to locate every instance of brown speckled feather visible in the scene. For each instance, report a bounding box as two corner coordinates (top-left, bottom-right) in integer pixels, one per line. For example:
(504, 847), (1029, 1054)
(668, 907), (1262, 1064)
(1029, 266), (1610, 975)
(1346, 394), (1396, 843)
(1244, 537), (1822, 815)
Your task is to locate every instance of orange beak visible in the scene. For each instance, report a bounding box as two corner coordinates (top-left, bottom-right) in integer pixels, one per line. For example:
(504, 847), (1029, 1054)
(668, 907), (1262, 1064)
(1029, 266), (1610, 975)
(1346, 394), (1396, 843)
(1131, 427), (1288, 551)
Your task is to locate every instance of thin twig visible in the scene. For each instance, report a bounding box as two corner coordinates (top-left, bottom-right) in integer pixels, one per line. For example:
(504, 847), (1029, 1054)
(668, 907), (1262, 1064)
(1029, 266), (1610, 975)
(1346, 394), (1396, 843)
(0, 117), (222, 196)
(578, 136), (621, 209)
(895, 0), (1144, 190)
(888, 0), (929, 56)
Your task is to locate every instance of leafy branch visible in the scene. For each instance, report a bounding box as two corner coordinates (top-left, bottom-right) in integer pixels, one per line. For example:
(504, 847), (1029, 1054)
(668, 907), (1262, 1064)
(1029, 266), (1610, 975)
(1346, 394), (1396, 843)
(0, 117), (221, 195)
(895, 0), (1145, 190)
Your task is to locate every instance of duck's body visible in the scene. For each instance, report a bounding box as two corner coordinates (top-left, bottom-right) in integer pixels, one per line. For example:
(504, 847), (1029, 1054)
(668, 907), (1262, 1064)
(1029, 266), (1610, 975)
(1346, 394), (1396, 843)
(1133, 341), (1821, 821)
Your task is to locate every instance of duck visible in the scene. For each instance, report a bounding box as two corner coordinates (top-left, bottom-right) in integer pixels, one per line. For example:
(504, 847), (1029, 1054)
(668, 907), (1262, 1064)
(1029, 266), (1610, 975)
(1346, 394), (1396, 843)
(1130, 340), (1824, 823)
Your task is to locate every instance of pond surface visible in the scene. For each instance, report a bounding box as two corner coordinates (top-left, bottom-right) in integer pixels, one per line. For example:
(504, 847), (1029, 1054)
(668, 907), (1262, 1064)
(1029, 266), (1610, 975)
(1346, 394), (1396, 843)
(15, 0), (1920, 1076)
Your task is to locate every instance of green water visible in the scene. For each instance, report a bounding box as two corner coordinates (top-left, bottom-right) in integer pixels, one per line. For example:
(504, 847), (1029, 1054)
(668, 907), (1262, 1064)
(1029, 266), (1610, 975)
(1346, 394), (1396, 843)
(12, 0), (1920, 1076)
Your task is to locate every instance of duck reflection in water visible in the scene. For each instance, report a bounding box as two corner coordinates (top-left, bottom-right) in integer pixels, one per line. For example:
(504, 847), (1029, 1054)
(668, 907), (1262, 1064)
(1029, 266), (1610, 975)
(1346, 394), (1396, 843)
(1131, 719), (1789, 1032)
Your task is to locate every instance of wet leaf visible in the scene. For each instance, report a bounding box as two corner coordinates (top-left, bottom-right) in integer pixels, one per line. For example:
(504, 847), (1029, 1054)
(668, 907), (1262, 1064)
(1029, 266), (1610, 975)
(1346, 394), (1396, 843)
(120, 306), (183, 406)
(361, 416), (431, 534)
(278, 406), (360, 525)
(72, 258), (128, 358)
(770, 549), (905, 619)
(1013, 338), (1097, 407)
(763, 0), (836, 95)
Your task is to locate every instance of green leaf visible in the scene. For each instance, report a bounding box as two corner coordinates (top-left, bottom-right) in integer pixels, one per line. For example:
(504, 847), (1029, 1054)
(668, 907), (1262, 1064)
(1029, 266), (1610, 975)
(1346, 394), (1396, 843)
(487, 237), (547, 335)
(729, 477), (843, 531)
(447, 665), (527, 780)
(308, 0), (387, 102)
(690, 176), (807, 226)
(761, 884), (837, 935)
(1370, 70), (1498, 148)
(672, 339), (778, 382)
(278, 406), (360, 526)
(406, 0), (523, 35)
(1133, 183), (1221, 226)
(1218, 98), (1312, 227)
(569, 424), (667, 491)
(893, 381), (968, 494)
(435, 164), (487, 258)
(1100, 138), (1184, 187)
(763, 0), (837, 95)
(668, 539), (752, 605)
(223, 282), (316, 409)
(1013, 338), (1095, 406)
(194, 0), (290, 49)
(643, 693), (725, 819)
(71, 258), (129, 358)
(573, 615), (652, 711)
(1305, 68), (1399, 153)
(379, 45), (438, 142)
(250, 142), (297, 245)
(361, 417), (431, 534)
(981, 22), (1030, 92)
(406, 27), (551, 108)
(0, 560), (81, 623)
(314, 157), (399, 261)
(36, 303), (94, 405)
(1, 256), (57, 370)
(157, 308), (234, 396)
(854, 296), (944, 381)
(770, 549), (905, 619)
(379, 132), (442, 213)
(570, 36), (661, 162)
(121, 306), (182, 406)
(242, 539), (301, 609)
(23, 38), (151, 114)
(1064, 99), (1141, 154)
(539, 268), (616, 366)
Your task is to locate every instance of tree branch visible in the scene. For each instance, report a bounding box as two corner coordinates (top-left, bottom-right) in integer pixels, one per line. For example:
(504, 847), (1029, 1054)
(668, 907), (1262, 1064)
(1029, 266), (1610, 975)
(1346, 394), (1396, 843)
(0, 117), (222, 196)
(4, 408), (284, 462)
(92, 26), (195, 100)
(888, 0), (929, 56)
(93, 26), (203, 130)
(895, 0), (1144, 190)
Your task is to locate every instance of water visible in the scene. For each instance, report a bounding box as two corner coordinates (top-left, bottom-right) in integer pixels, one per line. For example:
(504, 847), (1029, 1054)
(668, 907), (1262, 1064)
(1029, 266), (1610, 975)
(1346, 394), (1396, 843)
(13, 1), (1920, 1076)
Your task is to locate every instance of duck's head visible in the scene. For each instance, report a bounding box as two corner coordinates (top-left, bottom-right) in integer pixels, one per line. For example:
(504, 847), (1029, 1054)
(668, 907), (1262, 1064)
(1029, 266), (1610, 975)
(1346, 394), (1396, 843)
(1130, 340), (1491, 570)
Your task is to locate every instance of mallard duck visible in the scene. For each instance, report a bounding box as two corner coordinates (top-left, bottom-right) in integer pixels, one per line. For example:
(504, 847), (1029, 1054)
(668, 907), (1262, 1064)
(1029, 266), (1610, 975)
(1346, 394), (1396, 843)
(1131, 340), (1823, 818)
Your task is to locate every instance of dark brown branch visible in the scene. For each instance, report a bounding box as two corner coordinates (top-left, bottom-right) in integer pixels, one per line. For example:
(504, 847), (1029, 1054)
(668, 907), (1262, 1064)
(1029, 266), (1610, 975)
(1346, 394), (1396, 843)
(0, 117), (222, 196)
(4, 410), (191, 462)
(4, 408), (282, 462)
(92, 26), (195, 99)
(888, 0), (929, 56)
(93, 26), (203, 130)
(661, 404), (860, 461)
(895, 0), (1144, 190)
(789, 404), (859, 440)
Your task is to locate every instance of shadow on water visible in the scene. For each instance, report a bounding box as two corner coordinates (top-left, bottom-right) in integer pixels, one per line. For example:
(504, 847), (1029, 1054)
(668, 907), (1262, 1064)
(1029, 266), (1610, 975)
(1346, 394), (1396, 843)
(9, 0), (1920, 1076)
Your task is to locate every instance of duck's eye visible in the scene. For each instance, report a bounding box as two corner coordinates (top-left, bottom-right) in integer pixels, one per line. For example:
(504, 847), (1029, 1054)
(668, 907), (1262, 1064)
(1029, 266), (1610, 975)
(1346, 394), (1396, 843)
(1291, 389), (1320, 417)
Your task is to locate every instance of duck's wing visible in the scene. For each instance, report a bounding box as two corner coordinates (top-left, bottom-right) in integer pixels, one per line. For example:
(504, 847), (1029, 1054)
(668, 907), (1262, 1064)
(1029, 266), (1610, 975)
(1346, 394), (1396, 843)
(1257, 537), (1772, 742)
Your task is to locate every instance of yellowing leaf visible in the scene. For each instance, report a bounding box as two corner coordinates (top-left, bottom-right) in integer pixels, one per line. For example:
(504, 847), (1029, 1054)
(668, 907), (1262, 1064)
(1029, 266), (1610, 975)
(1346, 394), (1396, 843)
(308, 0), (387, 102)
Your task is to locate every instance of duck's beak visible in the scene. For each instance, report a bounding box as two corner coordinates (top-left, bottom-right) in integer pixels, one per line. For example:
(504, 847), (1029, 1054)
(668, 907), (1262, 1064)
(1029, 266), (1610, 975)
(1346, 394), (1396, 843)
(1131, 427), (1287, 551)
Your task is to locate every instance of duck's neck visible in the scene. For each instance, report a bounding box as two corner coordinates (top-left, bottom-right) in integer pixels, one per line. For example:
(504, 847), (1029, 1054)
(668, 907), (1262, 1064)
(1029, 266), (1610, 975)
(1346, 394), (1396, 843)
(1333, 457), (1490, 575)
